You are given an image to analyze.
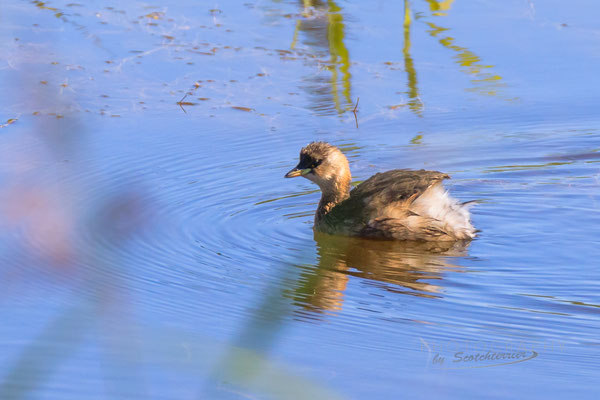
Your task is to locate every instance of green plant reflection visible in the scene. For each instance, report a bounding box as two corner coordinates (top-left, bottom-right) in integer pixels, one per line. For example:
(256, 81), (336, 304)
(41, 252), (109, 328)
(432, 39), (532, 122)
(394, 0), (507, 114)
(420, 1), (506, 98)
(288, 0), (508, 116)
(425, 0), (455, 16)
(401, 0), (423, 115)
(291, 0), (352, 115)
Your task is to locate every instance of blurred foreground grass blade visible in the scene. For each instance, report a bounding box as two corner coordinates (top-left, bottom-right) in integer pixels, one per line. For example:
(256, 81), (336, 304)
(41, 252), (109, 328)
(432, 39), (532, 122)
(0, 306), (90, 399)
(213, 346), (345, 400)
(204, 262), (345, 399)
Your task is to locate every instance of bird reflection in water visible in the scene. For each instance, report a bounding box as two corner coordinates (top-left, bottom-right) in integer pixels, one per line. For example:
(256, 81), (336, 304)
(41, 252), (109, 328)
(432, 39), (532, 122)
(291, 232), (470, 316)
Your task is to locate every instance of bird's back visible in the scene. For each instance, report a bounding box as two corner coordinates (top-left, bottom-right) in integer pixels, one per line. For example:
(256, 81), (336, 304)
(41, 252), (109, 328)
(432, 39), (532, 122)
(317, 169), (476, 241)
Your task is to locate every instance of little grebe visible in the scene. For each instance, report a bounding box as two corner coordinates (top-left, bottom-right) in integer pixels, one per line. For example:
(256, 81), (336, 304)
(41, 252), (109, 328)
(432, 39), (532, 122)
(285, 142), (476, 241)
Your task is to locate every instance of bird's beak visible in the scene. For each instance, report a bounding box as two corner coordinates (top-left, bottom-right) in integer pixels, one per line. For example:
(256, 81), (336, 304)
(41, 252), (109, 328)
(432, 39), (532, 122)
(284, 167), (310, 178)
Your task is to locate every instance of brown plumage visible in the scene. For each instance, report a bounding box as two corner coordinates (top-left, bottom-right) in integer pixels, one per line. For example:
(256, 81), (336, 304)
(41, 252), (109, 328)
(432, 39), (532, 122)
(285, 142), (476, 241)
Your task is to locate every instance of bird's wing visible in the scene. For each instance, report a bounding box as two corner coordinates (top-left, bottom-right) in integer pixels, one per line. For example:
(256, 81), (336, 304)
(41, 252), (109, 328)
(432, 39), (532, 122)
(321, 169), (449, 232)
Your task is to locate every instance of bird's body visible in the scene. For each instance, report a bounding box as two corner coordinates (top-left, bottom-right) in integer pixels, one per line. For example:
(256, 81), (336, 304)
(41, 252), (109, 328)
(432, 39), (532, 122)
(285, 142), (476, 241)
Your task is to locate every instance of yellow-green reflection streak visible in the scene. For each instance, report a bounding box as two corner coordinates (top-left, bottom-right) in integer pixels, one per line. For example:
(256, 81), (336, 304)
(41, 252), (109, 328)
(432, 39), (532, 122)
(327, 0), (352, 113)
(289, 0), (353, 114)
(424, 1), (506, 97)
(484, 161), (575, 173)
(431, 24), (505, 96)
(426, 0), (455, 16)
(401, 0), (423, 115)
(290, 19), (301, 50)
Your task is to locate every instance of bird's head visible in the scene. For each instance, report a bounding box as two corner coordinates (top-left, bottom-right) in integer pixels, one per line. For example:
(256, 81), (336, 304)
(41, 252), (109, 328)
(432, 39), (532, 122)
(285, 142), (350, 193)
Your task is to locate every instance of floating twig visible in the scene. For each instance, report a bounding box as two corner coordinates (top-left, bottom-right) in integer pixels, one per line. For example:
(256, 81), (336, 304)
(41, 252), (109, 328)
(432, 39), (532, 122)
(352, 97), (359, 128)
(177, 93), (194, 113)
(178, 93), (188, 104)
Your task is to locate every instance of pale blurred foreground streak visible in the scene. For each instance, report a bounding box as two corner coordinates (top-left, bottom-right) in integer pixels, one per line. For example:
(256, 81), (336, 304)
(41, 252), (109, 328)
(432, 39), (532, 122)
(0, 72), (150, 397)
(0, 73), (342, 399)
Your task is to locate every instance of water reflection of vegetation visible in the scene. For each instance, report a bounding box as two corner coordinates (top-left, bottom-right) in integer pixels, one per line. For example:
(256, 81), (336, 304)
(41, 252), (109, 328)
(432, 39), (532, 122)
(391, 0), (504, 112)
(290, 0), (508, 116)
(326, 1), (352, 113)
(420, 1), (506, 98)
(425, 0), (455, 16)
(291, 233), (470, 315)
(426, 22), (506, 97)
(485, 161), (575, 173)
(396, 0), (507, 113)
(291, 0), (352, 114)
(401, 0), (423, 115)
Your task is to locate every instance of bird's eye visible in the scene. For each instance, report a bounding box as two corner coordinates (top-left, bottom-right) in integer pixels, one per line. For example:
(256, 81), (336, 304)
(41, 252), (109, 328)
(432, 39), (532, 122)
(311, 160), (322, 169)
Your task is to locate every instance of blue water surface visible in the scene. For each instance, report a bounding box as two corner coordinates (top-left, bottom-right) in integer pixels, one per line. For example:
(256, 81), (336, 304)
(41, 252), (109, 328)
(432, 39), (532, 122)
(0, 1), (599, 399)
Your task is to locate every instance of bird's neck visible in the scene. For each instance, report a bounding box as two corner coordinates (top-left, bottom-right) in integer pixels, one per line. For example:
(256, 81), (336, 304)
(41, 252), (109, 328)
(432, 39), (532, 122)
(315, 176), (351, 224)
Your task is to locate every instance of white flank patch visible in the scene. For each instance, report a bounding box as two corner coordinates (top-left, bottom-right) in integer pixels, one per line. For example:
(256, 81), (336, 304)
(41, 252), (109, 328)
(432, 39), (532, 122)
(411, 184), (476, 239)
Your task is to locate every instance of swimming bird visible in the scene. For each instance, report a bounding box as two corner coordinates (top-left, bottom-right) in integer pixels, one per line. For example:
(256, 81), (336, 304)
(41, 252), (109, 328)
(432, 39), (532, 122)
(284, 142), (476, 241)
